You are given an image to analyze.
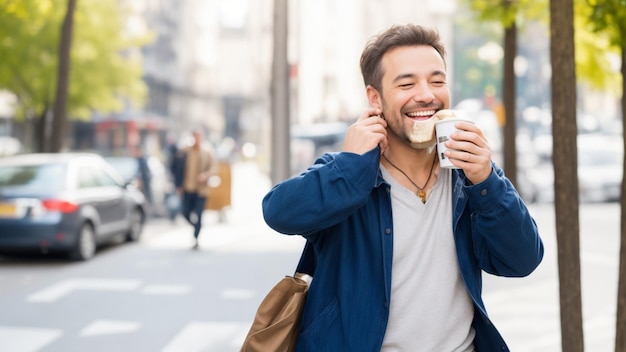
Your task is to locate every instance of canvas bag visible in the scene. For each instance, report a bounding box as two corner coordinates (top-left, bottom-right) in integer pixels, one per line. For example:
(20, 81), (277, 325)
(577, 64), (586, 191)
(240, 241), (315, 352)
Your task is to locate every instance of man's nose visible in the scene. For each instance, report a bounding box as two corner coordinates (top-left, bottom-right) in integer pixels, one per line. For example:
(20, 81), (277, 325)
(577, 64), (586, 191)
(411, 83), (435, 103)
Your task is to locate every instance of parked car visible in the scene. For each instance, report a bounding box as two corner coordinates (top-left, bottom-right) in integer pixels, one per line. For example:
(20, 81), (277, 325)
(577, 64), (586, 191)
(291, 122), (349, 175)
(518, 133), (623, 203)
(104, 155), (174, 217)
(0, 136), (23, 157)
(0, 153), (147, 260)
(577, 134), (623, 202)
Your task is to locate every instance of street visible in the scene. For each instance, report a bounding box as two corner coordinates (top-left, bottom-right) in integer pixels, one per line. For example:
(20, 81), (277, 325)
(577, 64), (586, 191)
(0, 161), (621, 352)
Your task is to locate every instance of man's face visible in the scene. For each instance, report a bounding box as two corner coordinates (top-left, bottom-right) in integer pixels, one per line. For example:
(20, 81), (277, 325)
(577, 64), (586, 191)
(369, 45), (450, 149)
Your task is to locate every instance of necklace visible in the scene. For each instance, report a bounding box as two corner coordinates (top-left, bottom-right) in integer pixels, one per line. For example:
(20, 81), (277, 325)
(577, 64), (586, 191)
(382, 153), (437, 203)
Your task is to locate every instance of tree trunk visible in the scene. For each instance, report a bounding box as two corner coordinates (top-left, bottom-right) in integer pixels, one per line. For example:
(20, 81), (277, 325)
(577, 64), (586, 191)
(32, 109), (48, 153)
(502, 21), (517, 188)
(550, 0), (584, 350)
(50, 0), (77, 153)
(616, 44), (626, 352)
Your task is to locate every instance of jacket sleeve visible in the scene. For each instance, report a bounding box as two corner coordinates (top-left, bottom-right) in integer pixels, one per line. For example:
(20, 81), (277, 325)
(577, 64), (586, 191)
(262, 147), (381, 235)
(464, 164), (544, 277)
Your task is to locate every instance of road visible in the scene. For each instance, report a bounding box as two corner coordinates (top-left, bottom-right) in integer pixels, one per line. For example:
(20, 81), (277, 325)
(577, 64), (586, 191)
(0, 161), (621, 351)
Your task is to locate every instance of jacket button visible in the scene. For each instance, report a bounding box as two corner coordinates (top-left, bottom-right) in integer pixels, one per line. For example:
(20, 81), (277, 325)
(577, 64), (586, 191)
(480, 189), (488, 196)
(385, 228), (391, 235)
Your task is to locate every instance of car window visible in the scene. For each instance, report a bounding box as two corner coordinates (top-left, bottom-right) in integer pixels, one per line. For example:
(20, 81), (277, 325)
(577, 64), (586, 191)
(94, 167), (121, 187)
(78, 166), (100, 188)
(78, 165), (121, 188)
(105, 157), (138, 180)
(579, 149), (622, 166)
(0, 164), (66, 191)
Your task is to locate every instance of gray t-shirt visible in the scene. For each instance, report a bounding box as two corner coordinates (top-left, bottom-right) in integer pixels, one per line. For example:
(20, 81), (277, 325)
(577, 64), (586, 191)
(380, 166), (475, 352)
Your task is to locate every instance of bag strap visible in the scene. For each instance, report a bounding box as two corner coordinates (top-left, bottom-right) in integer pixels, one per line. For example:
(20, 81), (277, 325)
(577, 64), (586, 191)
(295, 240), (315, 277)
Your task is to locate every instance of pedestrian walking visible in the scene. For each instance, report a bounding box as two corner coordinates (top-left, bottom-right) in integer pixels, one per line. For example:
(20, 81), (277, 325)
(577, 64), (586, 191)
(132, 146), (153, 207)
(262, 24), (544, 351)
(171, 129), (216, 249)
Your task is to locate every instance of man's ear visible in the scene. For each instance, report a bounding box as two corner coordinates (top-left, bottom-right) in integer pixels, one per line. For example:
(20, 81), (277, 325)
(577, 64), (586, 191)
(366, 85), (381, 109)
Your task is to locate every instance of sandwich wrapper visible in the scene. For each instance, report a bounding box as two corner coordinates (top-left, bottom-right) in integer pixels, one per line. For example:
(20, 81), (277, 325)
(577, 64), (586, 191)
(407, 109), (457, 148)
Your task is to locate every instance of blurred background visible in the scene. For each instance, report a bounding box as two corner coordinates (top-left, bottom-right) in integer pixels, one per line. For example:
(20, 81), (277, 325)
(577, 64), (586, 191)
(1, 0), (621, 183)
(0, 0), (624, 351)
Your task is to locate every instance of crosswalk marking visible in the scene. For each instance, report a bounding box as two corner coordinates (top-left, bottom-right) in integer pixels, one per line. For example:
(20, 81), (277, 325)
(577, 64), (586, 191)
(141, 284), (192, 295)
(26, 279), (196, 303)
(221, 288), (255, 300)
(161, 322), (248, 352)
(26, 278), (142, 303)
(80, 320), (141, 337)
(0, 326), (62, 352)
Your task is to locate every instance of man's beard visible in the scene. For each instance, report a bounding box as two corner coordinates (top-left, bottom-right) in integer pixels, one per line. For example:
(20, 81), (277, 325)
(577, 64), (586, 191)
(382, 108), (438, 150)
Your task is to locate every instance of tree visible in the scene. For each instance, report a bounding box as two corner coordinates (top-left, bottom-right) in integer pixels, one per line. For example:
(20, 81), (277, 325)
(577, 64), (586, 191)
(465, 1), (622, 350)
(550, 0), (584, 351)
(585, 2), (626, 350)
(0, 0), (151, 152)
(464, 0), (547, 188)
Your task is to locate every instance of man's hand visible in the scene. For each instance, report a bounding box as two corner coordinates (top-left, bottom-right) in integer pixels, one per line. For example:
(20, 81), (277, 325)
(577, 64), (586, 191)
(342, 108), (388, 155)
(443, 121), (492, 184)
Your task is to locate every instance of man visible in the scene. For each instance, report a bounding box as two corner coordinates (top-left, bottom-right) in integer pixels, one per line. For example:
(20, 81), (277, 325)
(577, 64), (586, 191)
(171, 130), (215, 249)
(262, 24), (544, 351)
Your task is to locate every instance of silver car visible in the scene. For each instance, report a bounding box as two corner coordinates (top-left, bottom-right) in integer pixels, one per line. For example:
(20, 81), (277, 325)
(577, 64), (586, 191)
(0, 153), (146, 260)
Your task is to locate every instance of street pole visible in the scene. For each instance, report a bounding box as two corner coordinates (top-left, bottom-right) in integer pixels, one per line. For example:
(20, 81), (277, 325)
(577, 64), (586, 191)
(270, 0), (290, 185)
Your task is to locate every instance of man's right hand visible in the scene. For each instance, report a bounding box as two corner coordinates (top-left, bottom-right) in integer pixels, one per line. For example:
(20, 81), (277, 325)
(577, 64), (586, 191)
(342, 108), (388, 155)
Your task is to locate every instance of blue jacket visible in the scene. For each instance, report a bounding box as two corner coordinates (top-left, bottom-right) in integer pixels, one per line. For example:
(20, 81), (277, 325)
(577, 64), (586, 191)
(262, 147), (544, 351)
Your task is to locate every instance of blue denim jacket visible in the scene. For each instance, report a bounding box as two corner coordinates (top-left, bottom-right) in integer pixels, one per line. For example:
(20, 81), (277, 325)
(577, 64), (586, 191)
(262, 147), (544, 352)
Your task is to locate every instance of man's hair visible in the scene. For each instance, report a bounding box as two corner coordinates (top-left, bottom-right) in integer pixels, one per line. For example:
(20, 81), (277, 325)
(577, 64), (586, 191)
(359, 24), (446, 91)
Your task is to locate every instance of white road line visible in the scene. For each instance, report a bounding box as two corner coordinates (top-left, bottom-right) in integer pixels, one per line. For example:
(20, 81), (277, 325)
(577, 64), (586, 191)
(141, 284), (192, 295)
(220, 288), (255, 300)
(26, 278), (142, 303)
(161, 322), (248, 352)
(0, 326), (62, 352)
(80, 320), (141, 337)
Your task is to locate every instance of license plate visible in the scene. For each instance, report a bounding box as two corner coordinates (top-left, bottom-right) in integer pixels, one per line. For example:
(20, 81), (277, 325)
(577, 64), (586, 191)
(0, 202), (17, 218)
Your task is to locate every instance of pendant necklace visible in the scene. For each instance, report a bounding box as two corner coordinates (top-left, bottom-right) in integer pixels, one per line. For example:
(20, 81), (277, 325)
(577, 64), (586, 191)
(382, 153), (437, 203)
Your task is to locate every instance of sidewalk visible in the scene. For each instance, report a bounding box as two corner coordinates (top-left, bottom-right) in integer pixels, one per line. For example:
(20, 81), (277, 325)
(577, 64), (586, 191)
(484, 202), (619, 352)
(142, 161), (305, 253)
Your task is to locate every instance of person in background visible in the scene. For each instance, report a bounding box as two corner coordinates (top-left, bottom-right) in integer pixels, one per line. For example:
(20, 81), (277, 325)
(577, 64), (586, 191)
(165, 134), (181, 222)
(133, 146), (153, 208)
(171, 129), (216, 249)
(262, 24), (544, 351)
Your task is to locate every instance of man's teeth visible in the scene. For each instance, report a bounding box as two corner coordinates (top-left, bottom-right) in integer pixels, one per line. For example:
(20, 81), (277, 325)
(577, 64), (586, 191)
(407, 110), (435, 117)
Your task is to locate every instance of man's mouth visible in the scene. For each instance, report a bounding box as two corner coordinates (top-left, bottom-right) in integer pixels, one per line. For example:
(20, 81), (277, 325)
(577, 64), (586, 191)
(406, 110), (437, 121)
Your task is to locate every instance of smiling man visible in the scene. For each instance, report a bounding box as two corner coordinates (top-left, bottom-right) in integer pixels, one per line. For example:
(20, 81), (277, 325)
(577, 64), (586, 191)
(262, 24), (544, 351)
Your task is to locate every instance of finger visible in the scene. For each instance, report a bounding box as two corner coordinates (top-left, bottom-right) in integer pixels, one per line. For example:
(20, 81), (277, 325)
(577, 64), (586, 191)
(357, 107), (383, 122)
(454, 122), (488, 142)
(450, 130), (487, 150)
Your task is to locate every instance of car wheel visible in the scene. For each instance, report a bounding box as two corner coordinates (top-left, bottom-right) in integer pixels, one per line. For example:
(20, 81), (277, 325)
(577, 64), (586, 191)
(70, 223), (96, 261)
(125, 208), (144, 242)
